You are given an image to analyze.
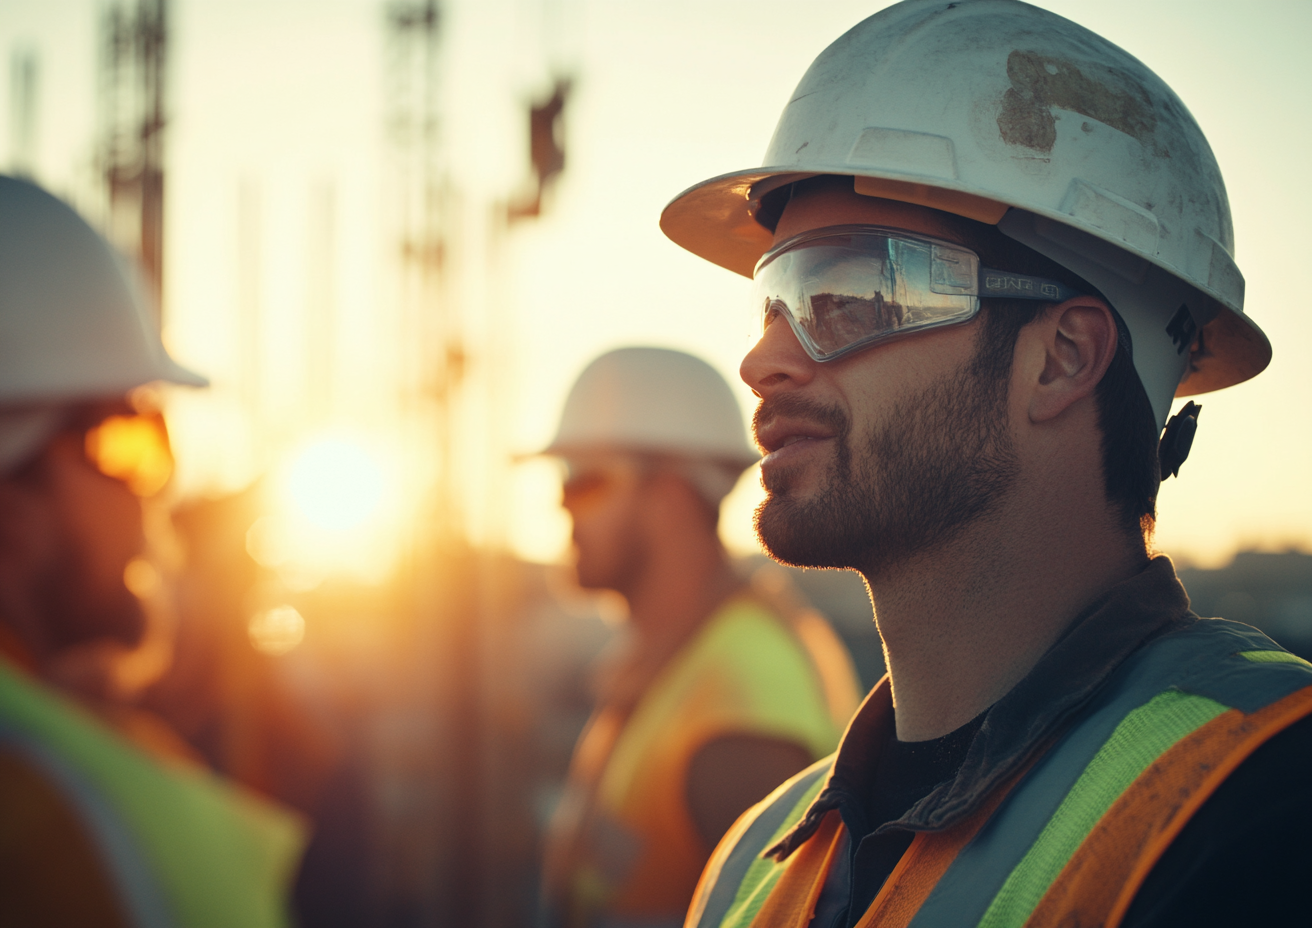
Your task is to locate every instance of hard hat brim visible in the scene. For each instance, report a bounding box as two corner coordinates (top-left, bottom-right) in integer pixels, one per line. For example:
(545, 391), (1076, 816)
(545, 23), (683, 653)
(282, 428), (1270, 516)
(159, 356), (210, 389)
(660, 166), (1272, 398)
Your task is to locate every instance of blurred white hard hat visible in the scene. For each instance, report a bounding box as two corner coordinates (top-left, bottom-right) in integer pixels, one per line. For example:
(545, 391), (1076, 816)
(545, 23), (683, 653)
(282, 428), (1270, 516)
(660, 0), (1269, 431)
(544, 347), (758, 470)
(0, 175), (207, 406)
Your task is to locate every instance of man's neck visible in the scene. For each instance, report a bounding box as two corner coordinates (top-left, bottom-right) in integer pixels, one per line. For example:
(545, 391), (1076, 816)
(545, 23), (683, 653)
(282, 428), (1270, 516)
(865, 493), (1147, 742)
(624, 532), (739, 660)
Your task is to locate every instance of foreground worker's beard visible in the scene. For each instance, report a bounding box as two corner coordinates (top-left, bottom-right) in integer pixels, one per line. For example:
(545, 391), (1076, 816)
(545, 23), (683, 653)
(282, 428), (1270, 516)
(753, 352), (1019, 578)
(35, 536), (147, 653)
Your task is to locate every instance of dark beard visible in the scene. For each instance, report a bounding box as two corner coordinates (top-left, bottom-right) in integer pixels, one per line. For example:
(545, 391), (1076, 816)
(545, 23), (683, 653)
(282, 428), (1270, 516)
(35, 542), (146, 653)
(753, 350), (1019, 578)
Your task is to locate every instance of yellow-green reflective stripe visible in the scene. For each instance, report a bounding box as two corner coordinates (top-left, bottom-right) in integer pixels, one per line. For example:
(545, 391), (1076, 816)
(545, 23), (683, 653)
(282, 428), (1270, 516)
(719, 775), (828, 928)
(1240, 649), (1312, 668)
(976, 690), (1228, 928)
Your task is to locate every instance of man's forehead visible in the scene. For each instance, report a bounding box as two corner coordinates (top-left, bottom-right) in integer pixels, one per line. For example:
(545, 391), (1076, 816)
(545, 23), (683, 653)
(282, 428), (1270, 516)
(772, 179), (976, 250)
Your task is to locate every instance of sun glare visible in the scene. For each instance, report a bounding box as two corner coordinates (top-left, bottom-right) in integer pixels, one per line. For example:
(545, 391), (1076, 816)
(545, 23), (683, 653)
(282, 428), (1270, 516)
(248, 604), (306, 656)
(285, 438), (386, 531)
(284, 441), (385, 532)
(245, 433), (404, 584)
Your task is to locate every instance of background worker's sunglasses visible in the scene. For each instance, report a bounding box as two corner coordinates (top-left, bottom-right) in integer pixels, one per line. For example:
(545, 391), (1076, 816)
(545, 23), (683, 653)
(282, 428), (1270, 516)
(83, 411), (174, 497)
(560, 456), (650, 509)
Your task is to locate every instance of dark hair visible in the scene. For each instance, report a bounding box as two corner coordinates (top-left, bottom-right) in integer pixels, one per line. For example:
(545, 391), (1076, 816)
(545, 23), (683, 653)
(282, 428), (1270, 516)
(973, 298), (1161, 540)
(960, 206), (1160, 541)
(764, 176), (1161, 540)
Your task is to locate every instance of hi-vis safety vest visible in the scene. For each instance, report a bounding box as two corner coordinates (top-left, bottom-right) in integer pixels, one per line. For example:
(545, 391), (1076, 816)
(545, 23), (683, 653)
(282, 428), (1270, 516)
(0, 659), (305, 928)
(686, 619), (1312, 928)
(544, 592), (861, 928)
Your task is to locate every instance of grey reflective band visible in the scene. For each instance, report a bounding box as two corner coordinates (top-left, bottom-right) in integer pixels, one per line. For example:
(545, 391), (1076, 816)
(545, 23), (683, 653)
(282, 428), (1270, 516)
(978, 268), (1081, 303)
(978, 267), (1132, 357)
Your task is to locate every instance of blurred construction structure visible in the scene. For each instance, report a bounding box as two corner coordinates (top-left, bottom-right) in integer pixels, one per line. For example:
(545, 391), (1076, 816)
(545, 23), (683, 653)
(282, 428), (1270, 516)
(8, 47), (38, 177)
(98, 0), (167, 314)
(507, 77), (571, 222)
(1179, 550), (1312, 658)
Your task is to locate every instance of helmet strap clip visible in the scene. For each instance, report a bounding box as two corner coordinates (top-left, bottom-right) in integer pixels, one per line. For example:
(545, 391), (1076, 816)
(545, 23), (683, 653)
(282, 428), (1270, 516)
(1158, 401), (1202, 480)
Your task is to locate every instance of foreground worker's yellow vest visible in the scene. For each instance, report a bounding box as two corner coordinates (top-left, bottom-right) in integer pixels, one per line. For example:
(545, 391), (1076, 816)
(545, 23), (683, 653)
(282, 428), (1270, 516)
(0, 660), (305, 928)
(686, 619), (1312, 928)
(546, 592), (860, 927)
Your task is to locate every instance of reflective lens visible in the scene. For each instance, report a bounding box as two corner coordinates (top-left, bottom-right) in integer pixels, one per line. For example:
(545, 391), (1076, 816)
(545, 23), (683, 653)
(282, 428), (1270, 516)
(753, 227), (980, 362)
(84, 412), (174, 497)
(752, 225), (1083, 362)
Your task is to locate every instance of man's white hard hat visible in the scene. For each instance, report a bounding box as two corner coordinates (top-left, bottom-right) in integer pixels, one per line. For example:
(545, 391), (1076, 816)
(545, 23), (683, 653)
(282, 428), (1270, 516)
(0, 175), (207, 406)
(544, 346), (758, 470)
(660, 0), (1269, 431)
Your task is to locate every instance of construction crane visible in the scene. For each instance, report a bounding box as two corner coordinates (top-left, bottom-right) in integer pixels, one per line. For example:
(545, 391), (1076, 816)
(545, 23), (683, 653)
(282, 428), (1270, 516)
(99, 0), (167, 320)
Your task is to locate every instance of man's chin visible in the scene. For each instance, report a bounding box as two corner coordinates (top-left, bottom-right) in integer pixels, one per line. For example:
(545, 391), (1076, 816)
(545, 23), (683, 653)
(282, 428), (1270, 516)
(754, 493), (859, 571)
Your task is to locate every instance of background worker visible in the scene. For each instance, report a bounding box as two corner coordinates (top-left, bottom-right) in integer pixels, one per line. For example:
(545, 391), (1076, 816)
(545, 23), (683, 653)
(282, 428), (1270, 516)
(538, 346), (860, 928)
(0, 175), (304, 928)
(660, 2), (1312, 926)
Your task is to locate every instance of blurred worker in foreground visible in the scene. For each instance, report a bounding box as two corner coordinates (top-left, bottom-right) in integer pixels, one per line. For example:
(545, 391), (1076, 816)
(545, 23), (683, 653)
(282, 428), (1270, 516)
(660, 3), (1310, 927)
(0, 175), (304, 927)
(539, 346), (861, 928)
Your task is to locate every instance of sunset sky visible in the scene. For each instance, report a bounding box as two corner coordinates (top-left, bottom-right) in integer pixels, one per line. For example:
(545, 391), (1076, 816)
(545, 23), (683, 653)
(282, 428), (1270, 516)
(3, 0), (1309, 572)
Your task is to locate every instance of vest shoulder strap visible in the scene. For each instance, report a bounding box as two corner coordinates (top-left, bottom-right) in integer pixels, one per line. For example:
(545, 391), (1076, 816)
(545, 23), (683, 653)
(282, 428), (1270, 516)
(904, 622), (1312, 928)
(1027, 673), (1312, 928)
(686, 758), (831, 928)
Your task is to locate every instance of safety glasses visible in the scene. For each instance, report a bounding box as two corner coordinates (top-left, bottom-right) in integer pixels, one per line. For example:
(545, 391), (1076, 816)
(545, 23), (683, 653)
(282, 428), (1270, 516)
(83, 411), (174, 497)
(752, 225), (1084, 362)
(560, 456), (646, 511)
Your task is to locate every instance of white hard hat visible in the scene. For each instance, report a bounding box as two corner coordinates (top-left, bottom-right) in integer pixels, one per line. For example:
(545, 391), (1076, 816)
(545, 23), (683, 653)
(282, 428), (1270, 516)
(543, 347), (758, 469)
(660, 0), (1269, 431)
(0, 175), (207, 407)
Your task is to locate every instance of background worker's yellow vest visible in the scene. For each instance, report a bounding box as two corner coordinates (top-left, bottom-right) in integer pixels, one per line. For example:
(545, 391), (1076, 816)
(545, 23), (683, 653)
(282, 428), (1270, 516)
(0, 660), (305, 928)
(687, 618), (1312, 928)
(545, 592), (860, 927)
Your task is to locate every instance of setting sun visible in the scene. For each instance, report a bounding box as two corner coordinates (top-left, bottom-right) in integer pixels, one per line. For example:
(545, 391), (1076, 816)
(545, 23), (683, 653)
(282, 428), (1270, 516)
(241, 433), (404, 584)
(284, 438), (386, 532)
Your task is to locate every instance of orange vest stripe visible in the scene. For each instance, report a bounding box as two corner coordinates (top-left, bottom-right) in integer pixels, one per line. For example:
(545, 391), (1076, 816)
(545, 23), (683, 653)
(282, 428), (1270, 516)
(1027, 684), (1312, 928)
(747, 810), (845, 928)
(854, 754), (1042, 928)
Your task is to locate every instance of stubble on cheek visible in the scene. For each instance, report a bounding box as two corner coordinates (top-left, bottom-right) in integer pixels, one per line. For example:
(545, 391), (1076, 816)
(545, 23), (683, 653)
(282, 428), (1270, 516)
(750, 352), (1019, 575)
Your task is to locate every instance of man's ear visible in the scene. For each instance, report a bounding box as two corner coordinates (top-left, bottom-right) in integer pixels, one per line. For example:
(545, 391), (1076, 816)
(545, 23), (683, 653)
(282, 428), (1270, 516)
(1023, 297), (1119, 424)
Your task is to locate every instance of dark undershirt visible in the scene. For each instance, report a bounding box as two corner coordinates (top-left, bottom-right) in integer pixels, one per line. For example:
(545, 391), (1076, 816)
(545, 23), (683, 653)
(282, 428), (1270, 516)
(842, 714), (986, 928)
(835, 712), (1312, 928)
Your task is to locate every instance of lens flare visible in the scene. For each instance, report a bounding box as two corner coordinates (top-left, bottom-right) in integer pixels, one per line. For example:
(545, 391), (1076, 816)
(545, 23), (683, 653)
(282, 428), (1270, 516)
(248, 604), (306, 656)
(123, 557), (161, 598)
(85, 413), (174, 497)
(285, 438), (385, 531)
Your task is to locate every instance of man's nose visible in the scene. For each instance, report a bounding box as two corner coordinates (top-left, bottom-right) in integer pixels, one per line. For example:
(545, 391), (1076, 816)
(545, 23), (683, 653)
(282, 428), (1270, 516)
(740, 316), (817, 396)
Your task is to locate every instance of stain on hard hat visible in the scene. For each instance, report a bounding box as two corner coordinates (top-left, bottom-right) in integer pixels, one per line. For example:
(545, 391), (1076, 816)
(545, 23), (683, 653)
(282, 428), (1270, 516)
(998, 50), (1156, 154)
